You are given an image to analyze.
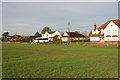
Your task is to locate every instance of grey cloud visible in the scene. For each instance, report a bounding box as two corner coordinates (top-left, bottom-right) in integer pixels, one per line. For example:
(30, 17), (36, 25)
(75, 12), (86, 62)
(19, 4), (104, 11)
(2, 2), (118, 35)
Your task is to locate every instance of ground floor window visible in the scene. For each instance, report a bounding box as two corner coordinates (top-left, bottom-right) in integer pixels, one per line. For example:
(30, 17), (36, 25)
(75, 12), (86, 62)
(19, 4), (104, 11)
(90, 37), (99, 41)
(104, 37), (118, 41)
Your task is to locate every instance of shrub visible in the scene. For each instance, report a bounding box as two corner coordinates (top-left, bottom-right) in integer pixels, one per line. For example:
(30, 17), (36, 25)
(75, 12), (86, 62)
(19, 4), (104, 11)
(71, 39), (90, 42)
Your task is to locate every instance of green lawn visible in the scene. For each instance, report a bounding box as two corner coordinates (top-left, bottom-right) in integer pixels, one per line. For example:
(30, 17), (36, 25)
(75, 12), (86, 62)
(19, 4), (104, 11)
(2, 43), (118, 78)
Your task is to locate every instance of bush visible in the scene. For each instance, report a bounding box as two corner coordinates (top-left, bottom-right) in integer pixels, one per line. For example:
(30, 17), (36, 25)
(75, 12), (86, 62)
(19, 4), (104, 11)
(21, 38), (33, 42)
(71, 39), (90, 42)
(49, 38), (62, 44)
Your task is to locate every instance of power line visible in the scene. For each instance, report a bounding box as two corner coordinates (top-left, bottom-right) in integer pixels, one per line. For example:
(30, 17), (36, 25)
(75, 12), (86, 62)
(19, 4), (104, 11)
(53, 25), (102, 30)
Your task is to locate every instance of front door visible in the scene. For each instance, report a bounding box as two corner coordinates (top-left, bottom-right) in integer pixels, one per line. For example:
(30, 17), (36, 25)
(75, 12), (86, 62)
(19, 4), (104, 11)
(100, 37), (104, 42)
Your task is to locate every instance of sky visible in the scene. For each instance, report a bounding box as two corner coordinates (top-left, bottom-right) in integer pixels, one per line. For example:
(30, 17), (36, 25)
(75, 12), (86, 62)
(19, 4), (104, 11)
(2, 2), (118, 36)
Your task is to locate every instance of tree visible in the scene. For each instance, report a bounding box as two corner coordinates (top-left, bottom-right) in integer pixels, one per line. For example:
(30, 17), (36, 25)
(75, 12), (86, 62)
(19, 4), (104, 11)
(41, 27), (51, 34)
(34, 32), (41, 37)
(2, 32), (9, 38)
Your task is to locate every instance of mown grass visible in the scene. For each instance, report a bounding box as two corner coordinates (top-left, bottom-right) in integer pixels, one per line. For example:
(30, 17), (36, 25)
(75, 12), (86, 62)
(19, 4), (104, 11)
(2, 43), (118, 78)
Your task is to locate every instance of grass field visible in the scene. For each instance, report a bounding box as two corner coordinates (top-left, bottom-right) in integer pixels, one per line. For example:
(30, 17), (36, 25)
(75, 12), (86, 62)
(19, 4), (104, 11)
(2, 43), (118, 78)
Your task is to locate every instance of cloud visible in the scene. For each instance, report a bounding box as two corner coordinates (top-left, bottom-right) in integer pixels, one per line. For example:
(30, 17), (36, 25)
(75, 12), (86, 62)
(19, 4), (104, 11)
(2, 0), (120, 2)
(2, 2), (118, 35)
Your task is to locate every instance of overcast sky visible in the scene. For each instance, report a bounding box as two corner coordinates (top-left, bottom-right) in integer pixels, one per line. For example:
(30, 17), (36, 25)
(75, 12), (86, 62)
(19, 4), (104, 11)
(2, 2), (118, 36)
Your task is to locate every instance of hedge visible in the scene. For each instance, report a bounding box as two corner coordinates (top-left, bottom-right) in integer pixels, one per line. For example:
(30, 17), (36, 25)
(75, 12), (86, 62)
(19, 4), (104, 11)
(71, 39), (90, 42)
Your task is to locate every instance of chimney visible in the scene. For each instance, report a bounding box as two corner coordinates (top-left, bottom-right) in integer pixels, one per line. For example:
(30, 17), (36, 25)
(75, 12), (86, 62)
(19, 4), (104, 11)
(94, 24), (97, 30)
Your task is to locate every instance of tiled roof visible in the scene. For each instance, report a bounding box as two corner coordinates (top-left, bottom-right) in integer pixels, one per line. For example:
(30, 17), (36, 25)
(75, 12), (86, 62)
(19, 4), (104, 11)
(90, 34), (104, 37)
(49, 35), (59, 38)
(97, 19), (120, 31)
(47, 31), (56, 34)
(54, 35), (59, 38)
(112, 35), (118, 37)
(89, 19), (120, 37)
(63, 32), (86, 37)
(106, 35), (111, 37)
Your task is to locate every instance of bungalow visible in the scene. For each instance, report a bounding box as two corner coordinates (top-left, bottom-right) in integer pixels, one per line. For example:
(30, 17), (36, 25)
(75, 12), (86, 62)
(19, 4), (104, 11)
(89, 19), (120, 43)
(33, 31), (61, 43)
(61, 31), (87, 42)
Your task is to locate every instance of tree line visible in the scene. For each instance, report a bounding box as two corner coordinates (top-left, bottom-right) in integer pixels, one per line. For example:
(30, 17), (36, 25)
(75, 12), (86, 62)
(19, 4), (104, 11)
(1, 26), (51, 42)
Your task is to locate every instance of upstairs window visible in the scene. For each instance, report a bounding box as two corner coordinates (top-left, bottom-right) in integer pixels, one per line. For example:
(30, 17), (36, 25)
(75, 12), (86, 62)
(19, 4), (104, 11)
(107, 30), (110, 33)
(113, 30), (117, 33)
(46, 34), (48, 37)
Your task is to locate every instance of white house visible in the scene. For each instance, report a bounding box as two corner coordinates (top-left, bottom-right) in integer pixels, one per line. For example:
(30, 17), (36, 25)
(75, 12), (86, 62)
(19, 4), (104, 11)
(89, 19), (120, 43)
(61, 31), (88, 42)
(41, 31), (61, 41)
(34, 31), (61, 43)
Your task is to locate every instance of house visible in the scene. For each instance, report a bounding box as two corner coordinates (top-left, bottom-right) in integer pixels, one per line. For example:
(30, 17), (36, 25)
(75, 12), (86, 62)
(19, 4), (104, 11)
(89, 19), (120, 43)
(41, 31), (61, 41)
(9, 34), (23, 41)
(61, 31), (87, 42)
(33, 31), (61, 43)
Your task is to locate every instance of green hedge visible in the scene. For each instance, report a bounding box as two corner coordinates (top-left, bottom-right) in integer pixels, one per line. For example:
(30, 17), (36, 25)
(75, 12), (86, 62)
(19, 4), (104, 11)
(71, 39), (90, 42)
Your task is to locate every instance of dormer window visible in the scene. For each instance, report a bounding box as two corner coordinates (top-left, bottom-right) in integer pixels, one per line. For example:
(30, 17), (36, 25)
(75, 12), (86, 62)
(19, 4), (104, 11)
(107, 30), (110, 33)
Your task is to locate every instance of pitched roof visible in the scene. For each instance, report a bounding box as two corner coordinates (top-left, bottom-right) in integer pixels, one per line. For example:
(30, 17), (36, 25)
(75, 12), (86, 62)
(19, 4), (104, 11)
(106, 35), (111, 37)
(112, 35), (118, 37)
(89, 19), (120, 37)
(47, 31), (56, 34)
(97, 19), (120, 30)
(63, 32), (86, 37)
(90, 33), (104, 37)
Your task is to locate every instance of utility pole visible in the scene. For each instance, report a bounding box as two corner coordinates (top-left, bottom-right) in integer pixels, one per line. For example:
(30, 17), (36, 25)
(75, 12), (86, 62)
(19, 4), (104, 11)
(68, 21), (70, 44)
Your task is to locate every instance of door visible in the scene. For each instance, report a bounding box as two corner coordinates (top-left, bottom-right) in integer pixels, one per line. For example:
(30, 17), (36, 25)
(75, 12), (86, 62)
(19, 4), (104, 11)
(100, 37), (104, 42)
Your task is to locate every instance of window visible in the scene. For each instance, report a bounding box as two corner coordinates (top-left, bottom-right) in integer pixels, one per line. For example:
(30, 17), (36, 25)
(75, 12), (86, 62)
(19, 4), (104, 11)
(107, 30), (110, 33)
(46, 34), (48, 37)
(113, 30), (117, 33)
(76, 38), (78, 40)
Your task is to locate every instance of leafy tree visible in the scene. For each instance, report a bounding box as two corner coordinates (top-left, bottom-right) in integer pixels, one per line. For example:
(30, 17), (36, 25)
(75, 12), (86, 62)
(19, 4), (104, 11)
(2, 32), (9, 38)
(34, 32), (41, 37)
(41, 27), (51, 34)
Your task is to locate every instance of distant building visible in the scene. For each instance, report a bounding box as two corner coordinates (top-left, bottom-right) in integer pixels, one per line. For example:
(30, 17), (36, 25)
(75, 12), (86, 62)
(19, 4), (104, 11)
(89, 19), (120, 43)
(33, 31), (61, 43)
(61, 31), (88, 42)
(9, 34), (23, 41)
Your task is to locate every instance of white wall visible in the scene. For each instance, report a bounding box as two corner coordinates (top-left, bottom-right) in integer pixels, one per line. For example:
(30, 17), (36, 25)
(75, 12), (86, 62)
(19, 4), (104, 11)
(33, 39), (49, 43)
(104, 21), (119, 41)
(54, 31), (61, 39)
(63, 32), (69, 36)
(104, 37), (118, 41)
(61, 37), (68, 42)
(90, 37), (100, 41)
(41, 32), (49, 38)
(92, 29), (100, 34)
(42, 31), (61, 39)
(61, 32), (69, 42)
(104, 21), (119, 37)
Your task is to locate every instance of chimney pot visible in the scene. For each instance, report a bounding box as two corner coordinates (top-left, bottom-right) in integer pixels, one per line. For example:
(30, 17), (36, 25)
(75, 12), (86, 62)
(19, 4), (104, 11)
(94, 24), (97, 30)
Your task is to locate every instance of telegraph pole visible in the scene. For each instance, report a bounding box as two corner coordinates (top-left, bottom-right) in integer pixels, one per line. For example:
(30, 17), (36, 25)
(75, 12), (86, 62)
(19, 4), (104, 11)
(68, 21), (70, 44)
